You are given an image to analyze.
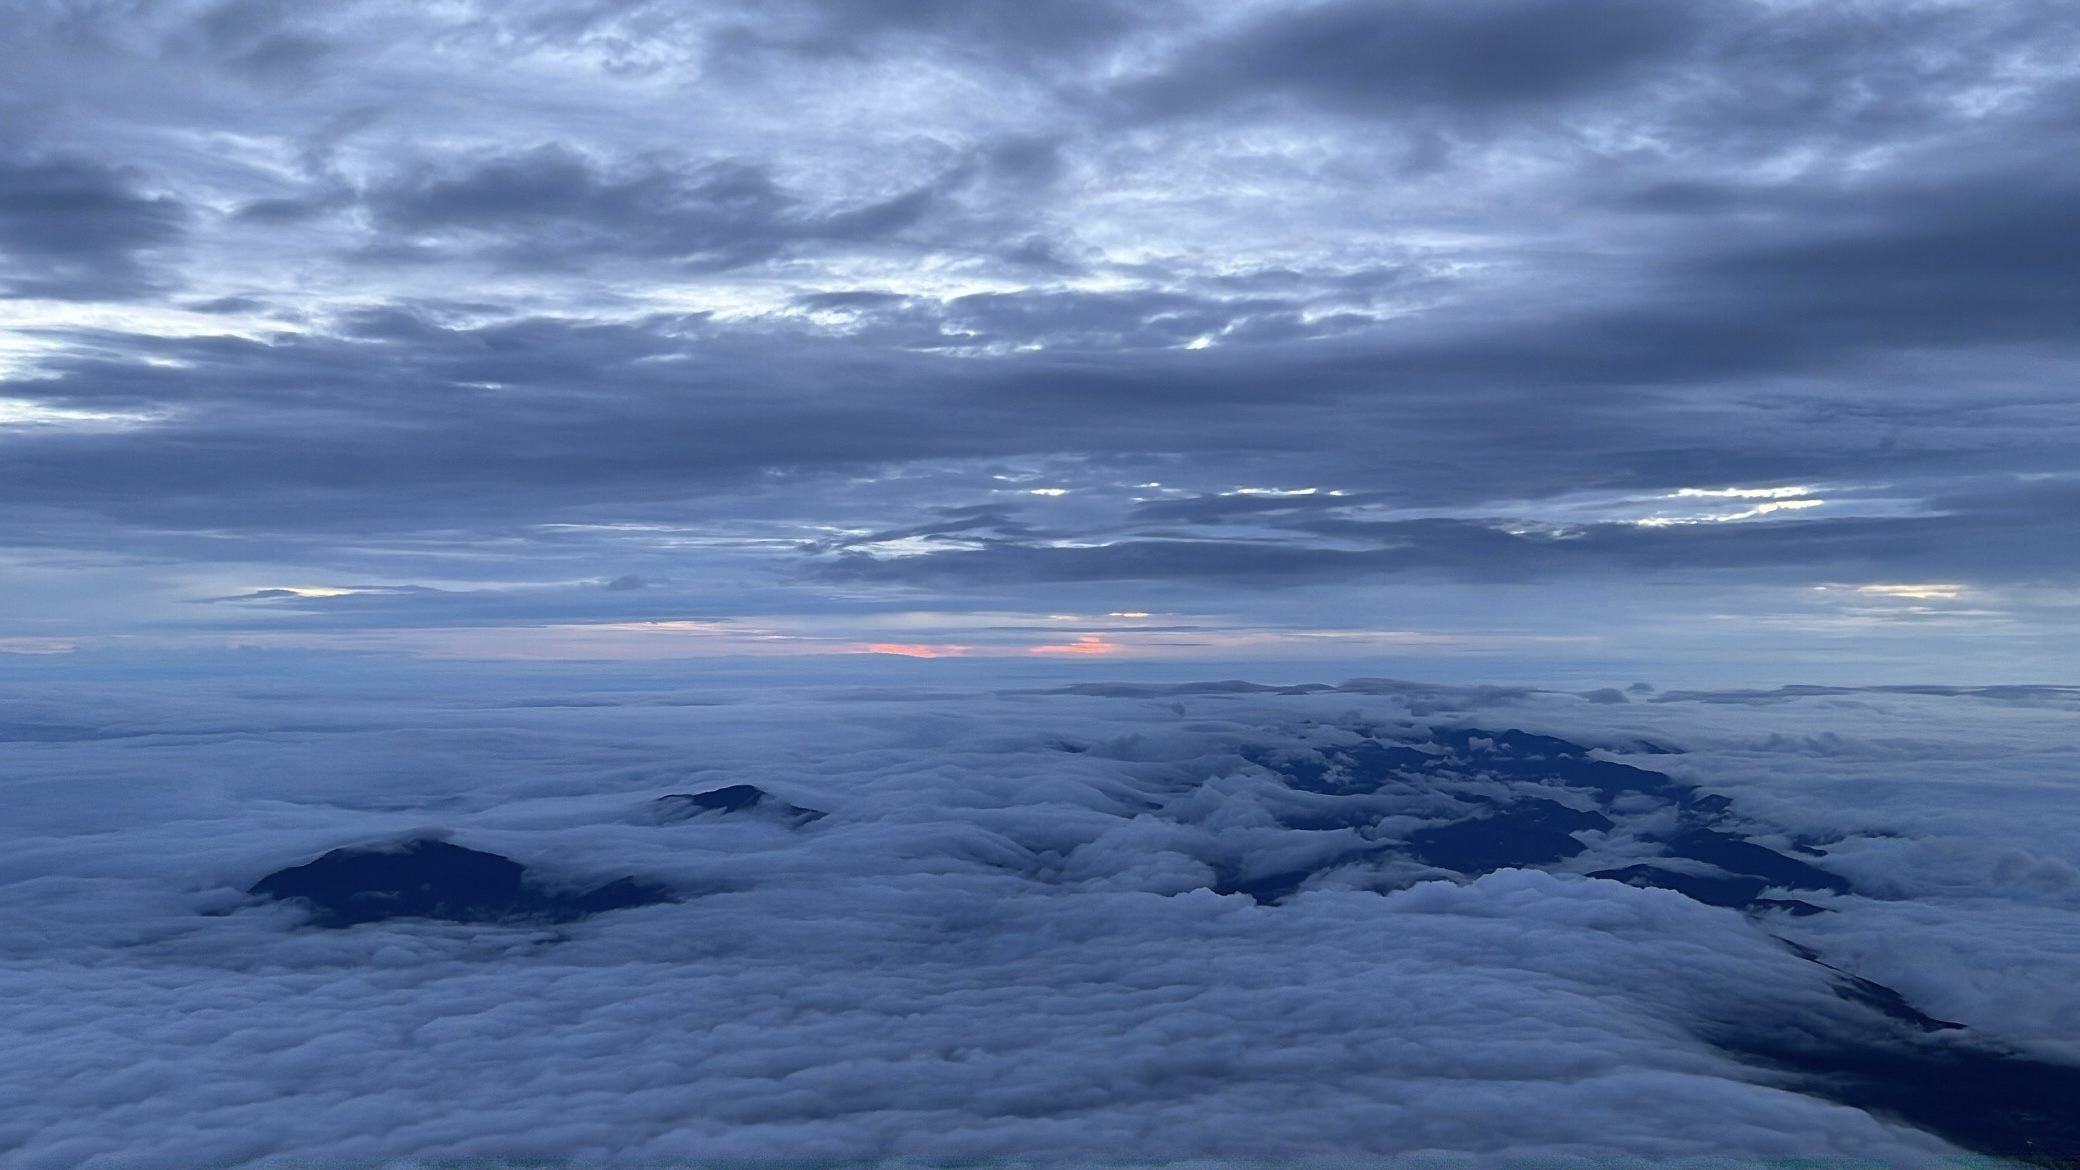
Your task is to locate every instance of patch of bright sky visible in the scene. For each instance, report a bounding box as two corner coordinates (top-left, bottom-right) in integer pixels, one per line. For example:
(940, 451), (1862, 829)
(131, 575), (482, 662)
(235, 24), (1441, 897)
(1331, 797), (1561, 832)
(1851, 584), (1971, 600)
(644, 266), (1030, 325)
(1633, 499), (1825, 527)
(533, 522), (812, 554)
(0, 398), (165, 429)
(832, 534), (991, 559)
(705, 252), (1410, 327)
(0, 302), (300, 380)
(1740, 604), (2016, 636)
(0, 637), (75, 655)
(1323, 483), (1931, 529)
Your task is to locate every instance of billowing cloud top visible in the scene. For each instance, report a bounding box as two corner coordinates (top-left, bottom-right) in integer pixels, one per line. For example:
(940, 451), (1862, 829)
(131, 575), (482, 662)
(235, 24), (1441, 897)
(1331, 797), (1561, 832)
(7, 672), (2080, 1161)
(4, 0), (2080, 679)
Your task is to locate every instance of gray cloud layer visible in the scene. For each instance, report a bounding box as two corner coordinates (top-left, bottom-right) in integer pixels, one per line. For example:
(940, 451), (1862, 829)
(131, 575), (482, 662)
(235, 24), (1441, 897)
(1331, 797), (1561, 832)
(3, 0), (2079, 668)
(0, 157), (187, 299)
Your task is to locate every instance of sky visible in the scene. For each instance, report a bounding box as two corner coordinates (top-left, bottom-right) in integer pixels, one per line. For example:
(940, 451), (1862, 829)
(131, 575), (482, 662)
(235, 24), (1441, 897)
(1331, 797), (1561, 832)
(6, 0), (2080, 685)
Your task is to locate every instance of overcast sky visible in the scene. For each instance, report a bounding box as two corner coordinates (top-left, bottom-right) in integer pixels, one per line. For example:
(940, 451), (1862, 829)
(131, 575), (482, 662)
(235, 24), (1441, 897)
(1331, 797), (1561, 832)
(5, 0), (2079, 684)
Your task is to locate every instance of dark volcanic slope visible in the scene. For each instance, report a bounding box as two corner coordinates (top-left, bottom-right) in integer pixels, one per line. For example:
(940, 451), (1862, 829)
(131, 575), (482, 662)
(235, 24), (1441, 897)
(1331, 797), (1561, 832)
(250, 838), (673, 928)
(1237, 722), (2077, 1163)
(1240, 724), (1846, 912)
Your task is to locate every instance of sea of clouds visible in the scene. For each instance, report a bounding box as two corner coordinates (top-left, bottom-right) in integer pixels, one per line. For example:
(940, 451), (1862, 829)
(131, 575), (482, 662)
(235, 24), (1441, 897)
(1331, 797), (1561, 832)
(4, 662), (2079, 1166)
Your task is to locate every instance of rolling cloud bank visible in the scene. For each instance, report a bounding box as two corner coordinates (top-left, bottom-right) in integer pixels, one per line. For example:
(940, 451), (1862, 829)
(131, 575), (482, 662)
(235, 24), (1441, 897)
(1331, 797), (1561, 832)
(6, 667), (2080, 1163)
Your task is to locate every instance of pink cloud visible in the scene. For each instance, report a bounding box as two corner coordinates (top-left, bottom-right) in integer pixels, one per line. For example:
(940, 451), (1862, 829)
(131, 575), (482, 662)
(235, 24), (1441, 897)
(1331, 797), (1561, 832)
(862, 643), (970, 658)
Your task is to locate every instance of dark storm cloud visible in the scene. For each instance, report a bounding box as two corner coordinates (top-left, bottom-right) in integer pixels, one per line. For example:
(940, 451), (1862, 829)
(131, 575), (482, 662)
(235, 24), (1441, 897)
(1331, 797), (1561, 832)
(1, 284), (2071, 571)
(183, 0), (336, 82)
(0, 314), (1390, 532)
(735, 0), (1146, 59)
(815, 498), (2080, 589)
(0, 320), (848, 526)
(0, 156), (186, 300)
(1121, 0), (1703, 119)
(199, 583), (719, 629)
(1679, 1), (2080, 140)
(818, 533), (1503, 588)
(811, 504), (1042, 553)
(244, 147), (946, 272)
(1129, 491), (1397, 525)
(1682, 175), (2080, 351)
(805, 284), (1406, 350)
(1253, 170), (2080, 400)
(0, 324), (1541, 536)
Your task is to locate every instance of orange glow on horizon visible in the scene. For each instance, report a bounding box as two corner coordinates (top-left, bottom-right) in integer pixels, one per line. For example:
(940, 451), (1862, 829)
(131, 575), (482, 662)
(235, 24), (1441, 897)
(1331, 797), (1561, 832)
(862, 643), (970, 658)
(1030, 634), (1116, 655)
